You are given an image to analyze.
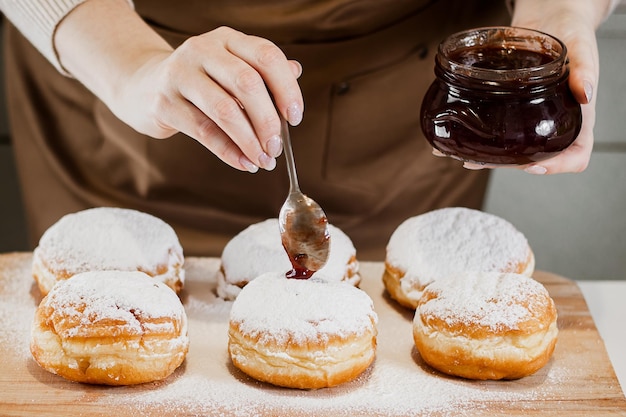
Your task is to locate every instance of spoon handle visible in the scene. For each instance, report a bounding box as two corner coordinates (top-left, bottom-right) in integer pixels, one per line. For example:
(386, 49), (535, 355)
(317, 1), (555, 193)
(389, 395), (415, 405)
(281, 116), (300, 193)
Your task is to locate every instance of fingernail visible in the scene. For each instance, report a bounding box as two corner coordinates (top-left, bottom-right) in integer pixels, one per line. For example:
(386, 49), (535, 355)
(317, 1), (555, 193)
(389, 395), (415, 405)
(291, 60), (303, 78)
(525, 165), (547, 175)
(463, 162), (485, 170)
(584, 80), (593, 103)
(287, 102), (303, 126)
(266, 135), (282, 158)
(432, 148), (446, 157)
(239, 156), (259, 173)
(258, 152), (276, 171)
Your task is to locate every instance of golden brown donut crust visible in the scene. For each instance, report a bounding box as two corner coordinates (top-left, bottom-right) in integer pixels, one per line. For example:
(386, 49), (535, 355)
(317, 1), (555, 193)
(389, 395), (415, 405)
(227, 273), (378, 389)
(383, 250), (536, 311)
(30, 271), (189, 385)
(412, 272), (558, 380)
(382, 262), (423, 310)
(229, 321), (377, 389)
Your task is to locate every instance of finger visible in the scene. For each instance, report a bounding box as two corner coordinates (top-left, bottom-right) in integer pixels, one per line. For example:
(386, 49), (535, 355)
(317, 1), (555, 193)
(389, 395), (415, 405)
(223, 30), (304, 126)
(199, 49), (284, 159)
(290, 60), (303, 78)
(169, 33), (277, 169)
(463, 162), (500, 170)
(521, 30), (598, 176)
(521, 141), (592, 174)
(564, 31), (600, 105)
(431, 148), (495, 169)
(157, 91), (261, 173)
(175, 33), (280, 170)
(179, 65), (277, 171)
(522, 106), (595, 175)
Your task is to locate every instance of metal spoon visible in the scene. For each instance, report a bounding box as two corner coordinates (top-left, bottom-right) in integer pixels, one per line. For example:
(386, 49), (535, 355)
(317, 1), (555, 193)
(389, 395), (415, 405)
(278, 116), (330, 278)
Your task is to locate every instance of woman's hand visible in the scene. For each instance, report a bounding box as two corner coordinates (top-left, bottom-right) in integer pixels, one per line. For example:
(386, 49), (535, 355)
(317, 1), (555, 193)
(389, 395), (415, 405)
(55, 0), (303, 173)
(461, 0), (613, 174)
(509, 0), (609, 174)
(119, 27), (303, 173)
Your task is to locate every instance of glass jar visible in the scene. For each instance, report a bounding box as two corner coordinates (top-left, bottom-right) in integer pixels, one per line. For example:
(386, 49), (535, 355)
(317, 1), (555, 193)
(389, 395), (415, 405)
(420, 26), (582, 165)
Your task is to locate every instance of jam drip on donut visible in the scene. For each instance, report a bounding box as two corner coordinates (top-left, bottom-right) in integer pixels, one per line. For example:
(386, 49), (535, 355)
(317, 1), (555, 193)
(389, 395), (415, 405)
(280, 213), (330, 280)
(285, 253), (314, 279)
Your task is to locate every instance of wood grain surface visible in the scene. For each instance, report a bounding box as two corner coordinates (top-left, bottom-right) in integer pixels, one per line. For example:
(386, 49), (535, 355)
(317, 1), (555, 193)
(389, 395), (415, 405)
(0, 252), (624, 416)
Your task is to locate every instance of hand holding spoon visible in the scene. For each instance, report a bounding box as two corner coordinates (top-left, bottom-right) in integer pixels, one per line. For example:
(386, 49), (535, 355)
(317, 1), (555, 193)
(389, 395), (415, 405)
(278, 116), (330, 279)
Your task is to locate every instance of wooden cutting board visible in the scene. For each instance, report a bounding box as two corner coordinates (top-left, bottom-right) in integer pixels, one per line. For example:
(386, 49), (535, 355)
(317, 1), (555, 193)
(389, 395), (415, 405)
(0, 252), (624, 416)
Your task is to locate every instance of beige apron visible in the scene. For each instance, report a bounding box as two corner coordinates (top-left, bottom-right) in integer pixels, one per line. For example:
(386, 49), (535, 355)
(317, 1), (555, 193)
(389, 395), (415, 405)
(4, 0), (509, 260)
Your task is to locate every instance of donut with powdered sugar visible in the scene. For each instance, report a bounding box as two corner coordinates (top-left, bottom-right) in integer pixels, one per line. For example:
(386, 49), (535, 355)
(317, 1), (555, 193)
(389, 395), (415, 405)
(30, 270), (189, 385)
(32, 207), (185, 296)
(413, 271), (558, 380)
(228, 272), (378, 389)
(217, 218), (360, 300)
(383, 207), (534, 309)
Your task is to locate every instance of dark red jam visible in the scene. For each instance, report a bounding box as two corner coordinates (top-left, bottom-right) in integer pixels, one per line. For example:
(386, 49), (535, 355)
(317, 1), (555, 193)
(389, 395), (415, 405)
(420, 27), (582, 165)
(280, 211), (330, 280)
(451, 47), (554, 70)
(285, 253), (315, 279)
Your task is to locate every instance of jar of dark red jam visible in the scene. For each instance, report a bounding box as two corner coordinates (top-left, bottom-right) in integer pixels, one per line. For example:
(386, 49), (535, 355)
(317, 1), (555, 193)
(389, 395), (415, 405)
(420, 26), (582, 165)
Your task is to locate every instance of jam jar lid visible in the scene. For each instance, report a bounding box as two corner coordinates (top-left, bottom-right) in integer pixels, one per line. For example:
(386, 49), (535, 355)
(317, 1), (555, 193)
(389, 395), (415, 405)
(436, 26), (568, 85)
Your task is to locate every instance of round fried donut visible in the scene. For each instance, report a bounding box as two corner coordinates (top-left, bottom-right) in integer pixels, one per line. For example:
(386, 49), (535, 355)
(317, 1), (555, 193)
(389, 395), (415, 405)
(217, 218), (360, 300)
(32, 207), (185, 296)
(30, 270), (189, 385)
(413, 271), (558, 380)
(228, 272), (378, 389)
(383, 207), (534, 309)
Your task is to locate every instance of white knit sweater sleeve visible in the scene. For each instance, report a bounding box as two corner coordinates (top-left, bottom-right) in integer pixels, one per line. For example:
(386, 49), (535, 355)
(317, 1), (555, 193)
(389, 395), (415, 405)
(0, 0), (134, 75)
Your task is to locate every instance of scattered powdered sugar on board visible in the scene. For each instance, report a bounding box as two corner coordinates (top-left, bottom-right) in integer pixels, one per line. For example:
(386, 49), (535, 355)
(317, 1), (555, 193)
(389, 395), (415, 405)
(95, 259), (568, 416)
(181, 257), (233, 320)
(0, 253), (40, 361)
(0, 255), (591, 416)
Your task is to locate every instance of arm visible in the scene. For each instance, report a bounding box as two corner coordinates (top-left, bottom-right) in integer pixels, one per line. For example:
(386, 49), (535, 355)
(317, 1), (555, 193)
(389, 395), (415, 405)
(509, 0), (617, 174)
(6, 0), (304, 173)
(0, 0), (133, 75)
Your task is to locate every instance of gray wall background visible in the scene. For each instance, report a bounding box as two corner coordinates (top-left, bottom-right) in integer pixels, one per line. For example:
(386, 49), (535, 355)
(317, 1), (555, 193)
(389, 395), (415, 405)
(484, 10), (626, 281)
(1, 9), (625, 280)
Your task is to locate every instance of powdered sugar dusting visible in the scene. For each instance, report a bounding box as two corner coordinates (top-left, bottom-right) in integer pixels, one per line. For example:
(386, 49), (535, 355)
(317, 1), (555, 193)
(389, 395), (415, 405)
(0, 253), (37, 360)
(419, 271), (552, 332)
(42, 271), (185, 338)
(33, 207), (184, 277)
(230, 272), (376, 344)
(0, 255), (614, 416)
(387, 207), (531, 285)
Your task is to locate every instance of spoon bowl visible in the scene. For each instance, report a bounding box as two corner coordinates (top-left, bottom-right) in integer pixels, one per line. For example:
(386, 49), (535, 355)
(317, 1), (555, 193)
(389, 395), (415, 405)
(278, 117), (330, 278)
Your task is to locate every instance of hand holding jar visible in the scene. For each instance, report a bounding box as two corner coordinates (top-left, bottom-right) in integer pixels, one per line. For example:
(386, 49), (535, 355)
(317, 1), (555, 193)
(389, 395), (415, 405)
(420, 26), (582, 168)
(423, 0), (614, 175)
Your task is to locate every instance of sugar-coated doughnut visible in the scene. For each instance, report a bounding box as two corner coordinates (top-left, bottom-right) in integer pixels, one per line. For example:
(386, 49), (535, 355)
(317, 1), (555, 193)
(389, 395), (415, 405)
(383, 207), (534, 309)
(217, 218), (360, 300)
(228, 272), (378, 389)
(413, 271), (558, 380)
(30, 270), (189, 385)
(32, 207), (185, 296)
